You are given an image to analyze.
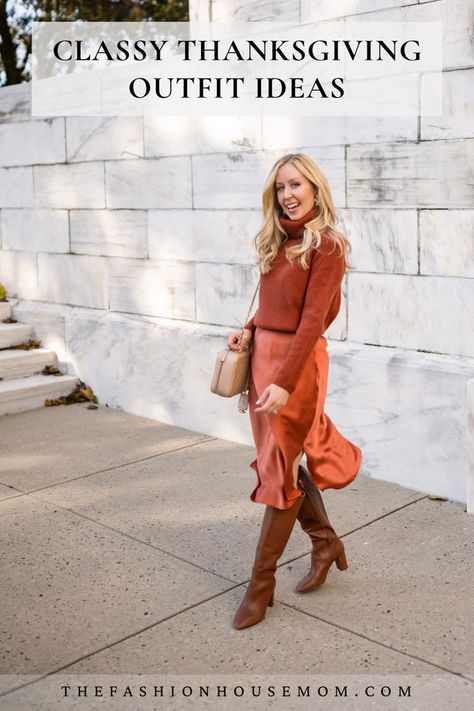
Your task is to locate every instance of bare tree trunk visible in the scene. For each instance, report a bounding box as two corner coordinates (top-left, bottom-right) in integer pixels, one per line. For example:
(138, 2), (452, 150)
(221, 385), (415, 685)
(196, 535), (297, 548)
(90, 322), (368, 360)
(0, 0), (23, 85)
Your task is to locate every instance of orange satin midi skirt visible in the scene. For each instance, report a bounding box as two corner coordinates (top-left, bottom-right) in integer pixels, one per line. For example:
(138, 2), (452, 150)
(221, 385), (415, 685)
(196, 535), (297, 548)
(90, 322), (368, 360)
(248, 326), (362, 510)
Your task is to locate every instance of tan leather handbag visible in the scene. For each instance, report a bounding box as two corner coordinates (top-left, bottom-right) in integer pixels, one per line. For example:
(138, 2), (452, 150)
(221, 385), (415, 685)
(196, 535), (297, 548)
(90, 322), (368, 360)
(210, 279), (260, 413)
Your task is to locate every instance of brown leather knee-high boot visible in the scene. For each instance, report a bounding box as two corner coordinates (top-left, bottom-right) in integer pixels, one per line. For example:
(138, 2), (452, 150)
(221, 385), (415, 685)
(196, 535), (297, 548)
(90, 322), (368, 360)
(233, 494), (305, 630)
(295, 465), (348, 593)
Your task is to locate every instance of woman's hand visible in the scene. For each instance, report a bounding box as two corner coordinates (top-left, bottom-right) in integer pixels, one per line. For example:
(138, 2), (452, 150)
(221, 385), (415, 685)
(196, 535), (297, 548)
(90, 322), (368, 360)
(254, 383), (289, 415)
(227, 328), (253, 352)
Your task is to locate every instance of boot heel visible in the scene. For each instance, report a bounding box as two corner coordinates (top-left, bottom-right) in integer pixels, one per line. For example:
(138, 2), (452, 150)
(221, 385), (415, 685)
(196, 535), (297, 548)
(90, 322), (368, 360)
(335, 550), (348, 570)
(268, 591), (274, 607)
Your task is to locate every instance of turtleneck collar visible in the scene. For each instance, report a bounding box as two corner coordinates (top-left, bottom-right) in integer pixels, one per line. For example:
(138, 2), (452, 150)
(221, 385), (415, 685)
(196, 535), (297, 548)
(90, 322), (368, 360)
(278, 205), (319, 240)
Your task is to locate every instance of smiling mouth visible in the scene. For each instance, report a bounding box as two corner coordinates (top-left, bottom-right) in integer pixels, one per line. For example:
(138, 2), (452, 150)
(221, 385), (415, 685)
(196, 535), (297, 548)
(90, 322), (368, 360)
(285, 202), (300, 211)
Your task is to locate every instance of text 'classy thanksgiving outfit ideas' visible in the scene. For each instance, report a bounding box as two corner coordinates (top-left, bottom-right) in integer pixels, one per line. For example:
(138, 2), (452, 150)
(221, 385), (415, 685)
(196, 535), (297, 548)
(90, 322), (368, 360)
(243, 206), (362, 511)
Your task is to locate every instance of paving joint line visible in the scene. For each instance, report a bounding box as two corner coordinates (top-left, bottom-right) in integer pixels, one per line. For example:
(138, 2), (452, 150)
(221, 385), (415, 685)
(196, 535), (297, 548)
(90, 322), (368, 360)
(340, 494), (430, 528)
(6, 486), (430, 593)
(25, 491), (239, 584)
(23, 490), (429, 591)
(275, 600), (473, 684)
(0, 583), (245, 700)
(2, 575), (470, 701)
(280, 495), (429, 571)
(0, 436), (218, 499)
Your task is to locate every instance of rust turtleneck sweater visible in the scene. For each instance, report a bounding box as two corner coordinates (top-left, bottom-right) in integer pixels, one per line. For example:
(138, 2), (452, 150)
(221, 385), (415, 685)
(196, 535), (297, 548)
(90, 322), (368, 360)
(244, 206), (346, 394)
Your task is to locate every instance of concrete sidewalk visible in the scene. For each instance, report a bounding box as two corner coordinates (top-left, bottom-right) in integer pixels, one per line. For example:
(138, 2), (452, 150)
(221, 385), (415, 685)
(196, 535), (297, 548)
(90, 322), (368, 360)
(0, 404), (472, 711)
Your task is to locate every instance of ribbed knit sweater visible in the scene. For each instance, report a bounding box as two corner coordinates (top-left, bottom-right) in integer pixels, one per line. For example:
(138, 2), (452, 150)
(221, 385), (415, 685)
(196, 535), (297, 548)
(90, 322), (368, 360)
(244, 207), (346, 394)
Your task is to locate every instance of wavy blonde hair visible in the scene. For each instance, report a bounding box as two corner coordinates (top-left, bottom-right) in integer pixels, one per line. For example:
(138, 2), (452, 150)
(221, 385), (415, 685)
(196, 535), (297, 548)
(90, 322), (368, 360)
(252, 153), (354, 274)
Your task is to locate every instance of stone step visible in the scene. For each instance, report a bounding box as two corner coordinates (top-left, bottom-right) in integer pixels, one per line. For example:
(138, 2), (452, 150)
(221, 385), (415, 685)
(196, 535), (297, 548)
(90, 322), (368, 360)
(0, 301), (12, 320)
(0, 322), (33, 349)
(0, 374), (80, 416)
(0, 348), (59, 381)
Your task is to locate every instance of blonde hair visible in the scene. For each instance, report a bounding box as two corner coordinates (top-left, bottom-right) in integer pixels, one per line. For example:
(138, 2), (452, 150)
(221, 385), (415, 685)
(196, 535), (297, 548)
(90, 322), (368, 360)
(252, 152), (354, 274)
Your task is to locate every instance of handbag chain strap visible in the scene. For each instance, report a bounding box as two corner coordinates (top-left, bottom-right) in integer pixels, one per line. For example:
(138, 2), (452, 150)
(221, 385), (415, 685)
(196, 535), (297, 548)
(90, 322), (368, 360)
(238, 277), (260, 342)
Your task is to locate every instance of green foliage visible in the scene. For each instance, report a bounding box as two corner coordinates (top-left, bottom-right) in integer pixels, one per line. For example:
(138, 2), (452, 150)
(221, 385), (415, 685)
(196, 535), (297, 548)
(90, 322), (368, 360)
(0, 0), (189, 86)
(0, 282), (7, 300)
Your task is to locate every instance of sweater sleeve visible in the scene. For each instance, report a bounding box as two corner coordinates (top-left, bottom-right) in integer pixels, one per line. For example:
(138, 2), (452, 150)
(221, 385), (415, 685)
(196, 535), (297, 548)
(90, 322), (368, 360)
(272, 241), (345, 395)
(244, 309), (258, 336)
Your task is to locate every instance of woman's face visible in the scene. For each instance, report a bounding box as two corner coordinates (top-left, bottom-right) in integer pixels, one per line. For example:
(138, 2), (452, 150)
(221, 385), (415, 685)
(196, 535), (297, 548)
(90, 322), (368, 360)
(275, 162), (316, 220)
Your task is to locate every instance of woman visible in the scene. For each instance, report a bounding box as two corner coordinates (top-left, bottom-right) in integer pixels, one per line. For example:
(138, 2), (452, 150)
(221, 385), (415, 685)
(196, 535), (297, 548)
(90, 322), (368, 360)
(227, 152), (362, 630)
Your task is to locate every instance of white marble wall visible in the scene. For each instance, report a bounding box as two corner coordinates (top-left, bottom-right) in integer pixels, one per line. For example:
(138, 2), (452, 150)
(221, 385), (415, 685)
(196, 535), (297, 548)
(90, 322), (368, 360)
(0, 0), (473, 510)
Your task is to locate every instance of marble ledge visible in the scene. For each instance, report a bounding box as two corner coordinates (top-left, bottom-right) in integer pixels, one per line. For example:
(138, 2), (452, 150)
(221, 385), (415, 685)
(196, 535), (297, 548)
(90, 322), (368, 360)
(9, 302), (474, 374)
(22, 304), (473, 378)
(63, 306), (232, 336)
(326, 339), (474, 377)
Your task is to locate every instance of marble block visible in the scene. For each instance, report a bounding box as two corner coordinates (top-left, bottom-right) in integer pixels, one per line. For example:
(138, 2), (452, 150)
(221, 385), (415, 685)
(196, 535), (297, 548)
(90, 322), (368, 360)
(193, 147), (345, 209)
(326, 274), (347, 341)
(63, 309), (252, 441)
(192, 152), (269, 209)
(347, 140), (474, 208)
(344, 116), (418, 144)
(196, 262), (260, 327)
(148, 209), (261, 264)
(0, 82), (31, 123)
(66, 116), (144, 162)
(105, 157), (192, 209)
(421, 69), (474, 140)
(338, 208), (418, 274)
(348, 272), (474, 358)
(441, 0), (474, 70)
(326, 340), (474, 507)
(34, 163), (105, 209)
(420, 210), (474, 278)
(0, 167), (34, 208)
(38, 253), (108, 309)
(346, 0), (442, 22)
(190, 0), (210, 21)
(211, 0), (299, 21)
(0, 119), (65, 168)
(108, 258), (195, 320)
(0, 250), (38, 300)
(144, 115), (262, 157)
(262, 115), (417, 149)
(262, 115), (346, 150)
(300, 0), (416, 22)
(70, 210), (147, 258)
(11, 301), (72, 363)
(1, 209), (69, 253)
